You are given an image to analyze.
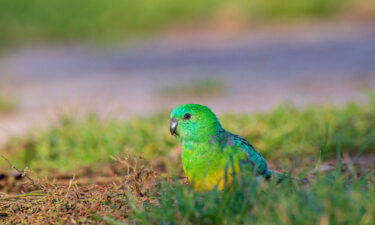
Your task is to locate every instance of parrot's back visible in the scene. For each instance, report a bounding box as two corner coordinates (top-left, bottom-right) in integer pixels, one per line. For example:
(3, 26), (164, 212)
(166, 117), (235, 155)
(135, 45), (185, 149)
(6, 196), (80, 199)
(225, 131), (271, 178)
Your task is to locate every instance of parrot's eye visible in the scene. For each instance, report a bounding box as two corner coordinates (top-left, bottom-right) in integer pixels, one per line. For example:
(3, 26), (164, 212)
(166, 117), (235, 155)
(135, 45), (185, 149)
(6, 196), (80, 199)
(183, 113), (192, 120)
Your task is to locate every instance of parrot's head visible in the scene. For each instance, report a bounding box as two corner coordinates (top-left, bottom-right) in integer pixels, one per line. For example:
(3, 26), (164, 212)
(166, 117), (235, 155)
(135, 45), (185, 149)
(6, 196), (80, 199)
(170, 104), (220, 143)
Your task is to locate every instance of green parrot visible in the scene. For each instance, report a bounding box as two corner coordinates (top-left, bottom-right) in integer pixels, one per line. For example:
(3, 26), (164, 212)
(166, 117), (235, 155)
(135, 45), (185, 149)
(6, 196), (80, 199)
(170, 104), (278, 191)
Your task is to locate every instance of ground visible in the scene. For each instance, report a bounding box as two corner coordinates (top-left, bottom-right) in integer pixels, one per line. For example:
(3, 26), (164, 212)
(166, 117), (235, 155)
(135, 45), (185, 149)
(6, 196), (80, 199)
(0, 101), (374, 224)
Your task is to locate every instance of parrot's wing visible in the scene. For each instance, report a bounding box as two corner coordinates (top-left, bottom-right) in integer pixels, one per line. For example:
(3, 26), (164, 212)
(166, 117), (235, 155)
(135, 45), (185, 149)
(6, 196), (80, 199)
(228, 133), (271, 178)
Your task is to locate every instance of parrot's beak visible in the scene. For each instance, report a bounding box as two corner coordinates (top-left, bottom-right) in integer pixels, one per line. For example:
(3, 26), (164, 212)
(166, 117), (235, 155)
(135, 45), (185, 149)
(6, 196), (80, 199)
(170, 118), (178, 135)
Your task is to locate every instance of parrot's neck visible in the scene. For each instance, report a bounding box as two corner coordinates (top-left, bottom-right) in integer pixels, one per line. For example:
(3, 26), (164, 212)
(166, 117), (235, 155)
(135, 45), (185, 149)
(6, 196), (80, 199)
(181, 123), (225, 151)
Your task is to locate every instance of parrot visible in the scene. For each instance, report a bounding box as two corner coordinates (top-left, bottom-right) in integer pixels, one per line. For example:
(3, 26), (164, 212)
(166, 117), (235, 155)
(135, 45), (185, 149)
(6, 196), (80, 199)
(169, 103), (285, 191)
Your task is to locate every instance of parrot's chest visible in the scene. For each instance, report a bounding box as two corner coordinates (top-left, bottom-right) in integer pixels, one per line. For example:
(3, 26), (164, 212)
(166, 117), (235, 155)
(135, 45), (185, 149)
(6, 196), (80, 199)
(181, 143), (241, 191)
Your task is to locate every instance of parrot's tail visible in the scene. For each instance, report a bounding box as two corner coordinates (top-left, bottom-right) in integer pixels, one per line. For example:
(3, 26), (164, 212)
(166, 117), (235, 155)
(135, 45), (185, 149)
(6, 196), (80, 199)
(267, 169), (309, 184)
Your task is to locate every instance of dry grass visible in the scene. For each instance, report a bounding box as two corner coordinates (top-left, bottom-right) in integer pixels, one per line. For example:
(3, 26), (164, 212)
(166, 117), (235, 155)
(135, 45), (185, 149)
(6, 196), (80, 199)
(0, 155), (162, 224)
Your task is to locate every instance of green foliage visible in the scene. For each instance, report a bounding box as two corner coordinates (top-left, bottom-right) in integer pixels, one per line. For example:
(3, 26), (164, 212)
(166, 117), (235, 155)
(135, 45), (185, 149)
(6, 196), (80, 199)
(0, 0), (348, 47)
(248, 0), (344, 19)
(221, 101), (375, 161)
(5, 100), (375, 172)
(131, 171), (375, 225)
(6, 114), (175, 171)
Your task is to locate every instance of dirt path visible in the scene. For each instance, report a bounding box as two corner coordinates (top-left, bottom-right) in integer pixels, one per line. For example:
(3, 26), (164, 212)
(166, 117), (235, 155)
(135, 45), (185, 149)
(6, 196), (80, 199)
(0, 21), (375, 145)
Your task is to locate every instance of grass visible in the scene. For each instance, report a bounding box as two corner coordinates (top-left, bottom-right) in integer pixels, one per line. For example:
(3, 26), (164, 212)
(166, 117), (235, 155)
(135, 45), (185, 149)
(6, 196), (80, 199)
(4, 99), (375, 172)
(0, 156), (161, 224)
(0, 99), (374, 224)
(4, 113), (177, 172)
(131, 171), (375, 225)
(0, 0), (351, 48)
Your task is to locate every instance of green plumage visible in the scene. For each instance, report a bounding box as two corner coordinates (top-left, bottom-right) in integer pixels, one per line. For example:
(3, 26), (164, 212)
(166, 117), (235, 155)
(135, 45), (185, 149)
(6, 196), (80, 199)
(170, 104), (273, 190)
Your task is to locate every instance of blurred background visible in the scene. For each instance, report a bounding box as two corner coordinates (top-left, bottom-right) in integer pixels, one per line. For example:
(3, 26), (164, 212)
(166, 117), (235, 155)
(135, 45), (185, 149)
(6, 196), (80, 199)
(0, 0), (375, 144)
(1, 2), (375, 222)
